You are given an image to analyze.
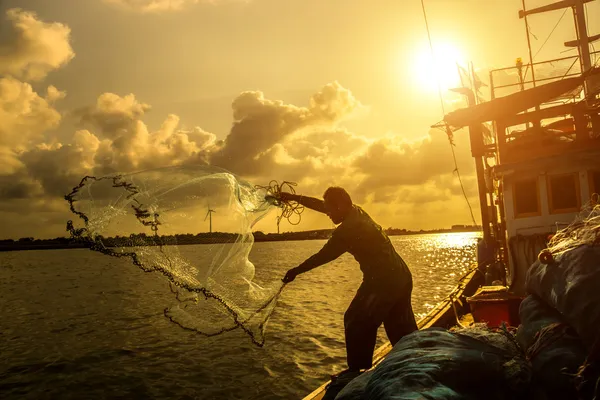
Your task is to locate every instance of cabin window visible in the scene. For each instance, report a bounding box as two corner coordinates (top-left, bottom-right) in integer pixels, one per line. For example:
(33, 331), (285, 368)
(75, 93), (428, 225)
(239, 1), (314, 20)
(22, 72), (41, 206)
(547, 173), (580, 214)
(513, 178), (540, 218)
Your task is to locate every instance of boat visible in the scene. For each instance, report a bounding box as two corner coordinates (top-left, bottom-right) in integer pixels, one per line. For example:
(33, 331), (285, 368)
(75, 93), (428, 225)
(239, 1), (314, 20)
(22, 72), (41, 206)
(304, 0), (600, 398)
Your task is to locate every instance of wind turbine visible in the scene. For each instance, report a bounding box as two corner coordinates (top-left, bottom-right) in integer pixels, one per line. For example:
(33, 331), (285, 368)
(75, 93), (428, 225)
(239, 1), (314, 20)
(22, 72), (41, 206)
(204, 206), (216, 233)
(276, 214), (282, 234)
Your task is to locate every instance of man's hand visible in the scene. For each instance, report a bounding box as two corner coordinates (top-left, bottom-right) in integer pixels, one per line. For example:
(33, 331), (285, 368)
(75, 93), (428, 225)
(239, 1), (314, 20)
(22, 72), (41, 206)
(278, 192), (298, 203)
(282, 267), (300, 283)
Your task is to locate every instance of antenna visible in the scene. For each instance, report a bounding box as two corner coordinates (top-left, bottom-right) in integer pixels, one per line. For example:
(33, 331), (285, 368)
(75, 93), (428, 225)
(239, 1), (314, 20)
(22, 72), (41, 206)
(204, 205), (216, 233)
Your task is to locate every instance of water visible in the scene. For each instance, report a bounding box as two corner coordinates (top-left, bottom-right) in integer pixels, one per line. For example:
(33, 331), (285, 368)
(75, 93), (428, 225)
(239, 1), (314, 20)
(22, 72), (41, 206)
(0, 232), (479, 399)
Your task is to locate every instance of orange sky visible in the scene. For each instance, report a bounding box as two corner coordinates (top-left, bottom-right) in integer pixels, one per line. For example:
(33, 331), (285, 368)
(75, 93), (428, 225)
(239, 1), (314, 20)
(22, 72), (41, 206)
(0, 0), (598, 238)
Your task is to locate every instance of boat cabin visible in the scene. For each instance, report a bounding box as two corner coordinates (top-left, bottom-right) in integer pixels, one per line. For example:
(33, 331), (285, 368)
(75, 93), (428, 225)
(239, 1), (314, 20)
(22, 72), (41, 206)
(443, 51), (600, 295)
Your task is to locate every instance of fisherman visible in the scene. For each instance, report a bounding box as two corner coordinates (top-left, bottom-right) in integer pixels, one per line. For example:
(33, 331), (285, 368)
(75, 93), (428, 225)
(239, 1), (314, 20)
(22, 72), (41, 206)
(278, 187), (418, 378)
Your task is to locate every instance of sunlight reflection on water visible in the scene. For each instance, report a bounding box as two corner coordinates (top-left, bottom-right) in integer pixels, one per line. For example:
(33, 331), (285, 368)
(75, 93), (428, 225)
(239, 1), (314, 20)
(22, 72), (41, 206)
(0, 232), (481, 399)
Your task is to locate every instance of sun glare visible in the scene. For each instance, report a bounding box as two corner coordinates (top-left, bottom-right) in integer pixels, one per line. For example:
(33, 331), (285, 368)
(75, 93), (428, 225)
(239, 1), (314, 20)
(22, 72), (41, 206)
(407, 41), (465, 93)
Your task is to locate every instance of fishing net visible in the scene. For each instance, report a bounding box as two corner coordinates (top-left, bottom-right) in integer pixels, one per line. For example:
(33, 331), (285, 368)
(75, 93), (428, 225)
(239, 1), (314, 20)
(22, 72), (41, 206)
(64, 165), (298, 347)
(543, 196), (600, 257)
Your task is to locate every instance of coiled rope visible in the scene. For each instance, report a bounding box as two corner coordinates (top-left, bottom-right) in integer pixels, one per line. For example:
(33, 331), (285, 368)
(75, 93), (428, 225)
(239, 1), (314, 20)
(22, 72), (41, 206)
(255, 180), (305, 229)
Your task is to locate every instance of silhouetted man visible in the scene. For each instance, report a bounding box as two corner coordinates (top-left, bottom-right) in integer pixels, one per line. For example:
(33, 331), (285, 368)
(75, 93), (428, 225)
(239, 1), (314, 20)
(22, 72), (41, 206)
(279, 187), (418, 377)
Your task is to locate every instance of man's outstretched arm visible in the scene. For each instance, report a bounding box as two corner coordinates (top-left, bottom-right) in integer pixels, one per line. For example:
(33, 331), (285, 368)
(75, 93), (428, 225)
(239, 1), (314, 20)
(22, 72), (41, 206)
(279, 193), (326, 214)
(283, 231), (346, 282)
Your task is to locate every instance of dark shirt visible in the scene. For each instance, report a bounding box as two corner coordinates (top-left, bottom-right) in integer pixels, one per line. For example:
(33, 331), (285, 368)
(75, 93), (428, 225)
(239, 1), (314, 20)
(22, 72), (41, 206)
(297, 205), (411, 289)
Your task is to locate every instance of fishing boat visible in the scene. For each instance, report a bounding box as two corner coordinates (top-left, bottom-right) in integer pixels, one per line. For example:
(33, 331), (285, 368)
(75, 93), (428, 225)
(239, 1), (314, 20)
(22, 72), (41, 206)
(304, 0), (600, 398)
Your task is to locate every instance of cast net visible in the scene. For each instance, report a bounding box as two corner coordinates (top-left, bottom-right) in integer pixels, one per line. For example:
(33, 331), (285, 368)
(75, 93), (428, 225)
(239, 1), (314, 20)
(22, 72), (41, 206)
(65, 165), (298, 347)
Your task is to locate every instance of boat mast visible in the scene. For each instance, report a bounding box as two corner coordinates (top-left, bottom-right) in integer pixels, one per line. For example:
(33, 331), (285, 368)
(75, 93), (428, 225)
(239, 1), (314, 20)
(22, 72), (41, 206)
(572, 0), (594, 84)
(520, 0), (542, 130)
(519, 0), (598, 97)
(521, 0), (538, 89)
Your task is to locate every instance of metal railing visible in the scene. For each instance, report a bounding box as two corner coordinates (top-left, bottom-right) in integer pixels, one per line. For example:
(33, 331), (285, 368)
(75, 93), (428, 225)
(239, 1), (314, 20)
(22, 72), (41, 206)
(489, 50), (600, 101)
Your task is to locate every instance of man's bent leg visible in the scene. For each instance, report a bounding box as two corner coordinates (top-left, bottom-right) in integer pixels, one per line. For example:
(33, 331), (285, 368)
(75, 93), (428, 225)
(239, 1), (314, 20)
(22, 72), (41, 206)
(383, 282), (418, 345)
(344, 284), (388, 370)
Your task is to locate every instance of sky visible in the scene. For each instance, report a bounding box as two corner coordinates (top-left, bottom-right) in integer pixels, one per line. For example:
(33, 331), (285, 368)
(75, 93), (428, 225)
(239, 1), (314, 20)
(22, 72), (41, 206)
(0, 0), (598, 239)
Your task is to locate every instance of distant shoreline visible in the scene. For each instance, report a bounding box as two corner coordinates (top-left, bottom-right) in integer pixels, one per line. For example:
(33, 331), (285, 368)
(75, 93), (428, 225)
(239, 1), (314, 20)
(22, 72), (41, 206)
(0, 226), (482, 252)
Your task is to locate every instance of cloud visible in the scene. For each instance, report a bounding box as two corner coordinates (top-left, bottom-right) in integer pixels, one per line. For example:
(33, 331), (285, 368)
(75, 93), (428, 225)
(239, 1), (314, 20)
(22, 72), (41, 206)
(0, 147), (24, 176)
(0, 10), (71, 204)
(69, 83), (360, 181)
(0, 9), (74, 81)
(351, 130), (474, 197)
(0, 72), (482, 238)
(78, 93), (151, 138)
(0, 175), (42, 200)
(0, 77), (63, 149)
(103, 0), (202, 12)
(74, 94), (218, 173)
(19, 130), (100, 196)
(210, 81), (361, 176)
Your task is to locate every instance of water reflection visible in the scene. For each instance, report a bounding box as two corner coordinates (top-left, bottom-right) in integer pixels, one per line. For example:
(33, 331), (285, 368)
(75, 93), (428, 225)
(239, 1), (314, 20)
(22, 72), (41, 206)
(0, 231), (481, 399)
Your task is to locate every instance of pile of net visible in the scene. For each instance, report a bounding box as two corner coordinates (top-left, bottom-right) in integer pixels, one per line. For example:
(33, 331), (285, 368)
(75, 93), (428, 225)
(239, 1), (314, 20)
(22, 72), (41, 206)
(520, 202), (600, 398)
(335, 325), (531, 400)
(65, 165), (287, 347)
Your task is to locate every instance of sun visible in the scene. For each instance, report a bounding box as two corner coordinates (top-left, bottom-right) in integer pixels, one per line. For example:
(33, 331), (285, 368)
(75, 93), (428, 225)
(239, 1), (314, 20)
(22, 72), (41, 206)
(406, 41), (465, 93)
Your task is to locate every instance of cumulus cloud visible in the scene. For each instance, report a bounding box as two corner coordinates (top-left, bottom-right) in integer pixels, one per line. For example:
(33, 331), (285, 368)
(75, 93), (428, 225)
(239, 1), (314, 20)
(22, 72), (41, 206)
(0, 9), (71, 210)
(46, 85), (67, 102)
(0, 175), (42, 200)
(103, 0), (201, 12)
(0, 67), (481, 237)
(0, 80), (366, 237)
(78, 93), (151, 137)
(0, 147), (25, 176)
(73, 94), (218, 174)
(0, 9), (74, 81)
(352, 130), (474, 197)
(67, 83), (360, 180)
(210, 81), (361, 176)
(0, 77), (63, 149)
(19, 130), (100, 196)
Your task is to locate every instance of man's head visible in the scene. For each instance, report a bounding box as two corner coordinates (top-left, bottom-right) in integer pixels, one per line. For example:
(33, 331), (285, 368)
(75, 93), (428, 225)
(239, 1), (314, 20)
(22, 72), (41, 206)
(323, 186), (353, 224)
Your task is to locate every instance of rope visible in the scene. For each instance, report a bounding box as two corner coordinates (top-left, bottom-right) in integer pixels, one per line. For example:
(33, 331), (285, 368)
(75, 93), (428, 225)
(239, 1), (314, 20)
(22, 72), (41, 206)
(418, 264), (483, 328)
(419, 0), (478, 227)
(448, 290), (468, 329)
(525, 322), (570, 361)
(562, 56), (580, 80)
(420, 0), (445, 116)
(574, 334), (600, 399)
(254, 180), (305, 230)
(534, 8), (568, 61)
(524, 7), (568, 79)
(447, 125), (478, 227)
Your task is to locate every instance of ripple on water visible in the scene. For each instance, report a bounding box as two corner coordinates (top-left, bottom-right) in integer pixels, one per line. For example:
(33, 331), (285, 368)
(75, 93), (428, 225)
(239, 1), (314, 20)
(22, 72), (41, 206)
(0, 232), (480, 399)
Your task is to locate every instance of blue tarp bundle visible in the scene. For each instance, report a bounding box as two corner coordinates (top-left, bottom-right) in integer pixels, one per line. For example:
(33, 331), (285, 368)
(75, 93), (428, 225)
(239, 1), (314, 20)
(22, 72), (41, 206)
(516, 294), (587, 399)
(335, 326), (530, 400)
(526, 245), (600, 352)
(524, 244), (600, 399)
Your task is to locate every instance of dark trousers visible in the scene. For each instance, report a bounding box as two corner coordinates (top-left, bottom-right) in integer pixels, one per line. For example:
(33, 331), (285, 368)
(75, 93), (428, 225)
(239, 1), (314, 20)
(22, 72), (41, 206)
(343, 279), (417, 370)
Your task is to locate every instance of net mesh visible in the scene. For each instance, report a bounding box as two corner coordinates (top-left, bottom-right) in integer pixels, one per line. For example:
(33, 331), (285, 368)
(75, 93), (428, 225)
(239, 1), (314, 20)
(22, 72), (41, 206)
(64, 165), (293, 347)
(545, 195), (600, 257)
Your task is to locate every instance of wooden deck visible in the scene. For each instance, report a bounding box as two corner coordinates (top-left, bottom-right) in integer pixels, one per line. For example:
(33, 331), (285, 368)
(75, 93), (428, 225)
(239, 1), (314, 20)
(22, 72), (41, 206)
(302, 268), (483, 400)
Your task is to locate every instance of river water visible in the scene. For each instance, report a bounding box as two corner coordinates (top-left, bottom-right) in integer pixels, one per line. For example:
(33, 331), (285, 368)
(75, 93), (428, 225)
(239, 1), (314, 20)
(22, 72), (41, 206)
(0, 232), (479, 399)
